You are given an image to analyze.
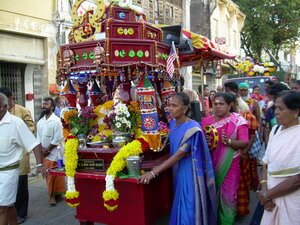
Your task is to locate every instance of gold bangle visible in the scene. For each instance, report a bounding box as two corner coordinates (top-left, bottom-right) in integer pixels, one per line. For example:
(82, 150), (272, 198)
(260, 179), (267, 184)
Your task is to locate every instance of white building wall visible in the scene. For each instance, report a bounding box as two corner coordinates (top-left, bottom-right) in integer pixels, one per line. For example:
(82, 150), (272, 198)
(181, 0), (193, 90)
(211, 0), (245, 56)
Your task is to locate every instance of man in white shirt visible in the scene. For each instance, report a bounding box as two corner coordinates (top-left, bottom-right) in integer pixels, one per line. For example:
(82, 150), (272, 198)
(224, 81), (250, 113)
(0, 93), (45, 225)
(0, 87), (36, 224)
(37, 97), (65, 206)
(180, 77), (199, 102)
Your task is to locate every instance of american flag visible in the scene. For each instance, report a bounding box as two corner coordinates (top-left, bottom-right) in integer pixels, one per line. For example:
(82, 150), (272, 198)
(166, 41), (178, 78)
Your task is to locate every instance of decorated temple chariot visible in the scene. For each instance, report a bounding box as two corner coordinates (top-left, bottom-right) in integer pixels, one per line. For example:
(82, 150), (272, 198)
(54, 1), (235, 220)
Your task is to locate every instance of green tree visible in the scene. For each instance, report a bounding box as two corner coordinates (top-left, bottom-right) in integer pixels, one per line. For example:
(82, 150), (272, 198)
(233, 0), (300, 60)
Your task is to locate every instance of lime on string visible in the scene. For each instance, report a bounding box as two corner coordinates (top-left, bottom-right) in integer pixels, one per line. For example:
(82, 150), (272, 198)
(82, 53), (88, 60)
(129, 50), (135, 58)
(89, 52), (95, 59)
(75, 54), (80, 61)
(119, 50), (126, 57)
(137, 50), (143, 58)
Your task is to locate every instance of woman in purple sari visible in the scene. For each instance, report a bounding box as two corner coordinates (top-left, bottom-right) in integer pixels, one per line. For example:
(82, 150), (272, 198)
(202, 93), (249, 225)
(139, 92), (217, 225)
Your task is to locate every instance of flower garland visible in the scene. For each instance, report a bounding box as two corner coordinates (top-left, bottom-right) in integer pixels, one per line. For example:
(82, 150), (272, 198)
(102, 138), (149, 211)
(64, 135), (80, 207)
(234, 60), (276, 77)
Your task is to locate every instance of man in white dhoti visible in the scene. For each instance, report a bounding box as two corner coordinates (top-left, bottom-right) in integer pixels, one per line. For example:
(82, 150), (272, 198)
(0, 93), (45, 225)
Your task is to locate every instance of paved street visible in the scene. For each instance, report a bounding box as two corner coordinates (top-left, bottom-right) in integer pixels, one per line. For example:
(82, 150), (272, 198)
(23, 176), (77, 225)
(25, 153), (259, 225)
(23, 177), (258, 225)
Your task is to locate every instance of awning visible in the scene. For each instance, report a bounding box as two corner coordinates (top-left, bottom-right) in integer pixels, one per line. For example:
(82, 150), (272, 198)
(179, 30), (236, 66)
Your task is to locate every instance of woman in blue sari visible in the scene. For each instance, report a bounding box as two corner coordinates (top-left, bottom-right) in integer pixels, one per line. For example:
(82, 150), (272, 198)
(139, 92), (217, 225)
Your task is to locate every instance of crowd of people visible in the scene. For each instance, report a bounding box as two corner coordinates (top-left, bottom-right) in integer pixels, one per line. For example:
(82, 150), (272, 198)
(0, 78), (299, 225)
(140, 79), (300, 225)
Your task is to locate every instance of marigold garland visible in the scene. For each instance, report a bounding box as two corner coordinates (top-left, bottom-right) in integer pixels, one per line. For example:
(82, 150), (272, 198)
(65, 136), (80, 208)
(102, 138), (149, 211)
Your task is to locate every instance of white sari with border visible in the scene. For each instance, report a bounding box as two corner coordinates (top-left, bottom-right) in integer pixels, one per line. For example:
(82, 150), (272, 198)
(261, 125), (300, 225)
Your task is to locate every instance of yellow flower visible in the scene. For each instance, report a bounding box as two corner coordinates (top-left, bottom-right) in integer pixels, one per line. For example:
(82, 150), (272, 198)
(98, 124), (107, 132)
(64, 137), (80, 208)
(248, 71), (255, 76)
(102, 100), (114, 110)
(268, 66), (276, 73)
(134, 128), (144, 139)
(128, 101), (140, 113)
(65, 138), (79, 177)
(235, 60), (254, 73)
(107, 140), (142, 175)
(94, 107), (105, 118)
(103, 139), (144, 211)
(63, 110), (78, 124)
(101, 129), (113, 137)
(91, 135), (101, 142)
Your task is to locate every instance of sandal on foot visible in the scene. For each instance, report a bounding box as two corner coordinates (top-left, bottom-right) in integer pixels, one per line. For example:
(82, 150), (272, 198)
(49, 198), (57, 206)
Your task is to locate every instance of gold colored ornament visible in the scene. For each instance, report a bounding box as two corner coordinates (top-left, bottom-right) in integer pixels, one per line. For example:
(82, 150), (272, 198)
(71, 0), (105, 43)
(204, 125), (219, 151)
(128, 28), (134, 35)
(117, 27), (123, 35)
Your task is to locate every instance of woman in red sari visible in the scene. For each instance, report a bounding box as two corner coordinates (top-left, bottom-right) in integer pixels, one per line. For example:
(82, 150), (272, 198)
(202, 93), (249, 225)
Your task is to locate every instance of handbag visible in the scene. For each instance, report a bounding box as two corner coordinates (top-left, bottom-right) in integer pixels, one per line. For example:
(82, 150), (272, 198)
(249, 131), (262, 159)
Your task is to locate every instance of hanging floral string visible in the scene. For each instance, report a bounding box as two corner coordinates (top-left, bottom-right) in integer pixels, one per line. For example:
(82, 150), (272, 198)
(64, 135), (80, 207)
(102, 138), (149, 211)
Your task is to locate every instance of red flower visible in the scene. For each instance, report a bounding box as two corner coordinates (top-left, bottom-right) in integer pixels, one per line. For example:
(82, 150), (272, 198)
(65, 197), (80, 205)
(66, 135), (77, 140)
(104, 199), (118, 207)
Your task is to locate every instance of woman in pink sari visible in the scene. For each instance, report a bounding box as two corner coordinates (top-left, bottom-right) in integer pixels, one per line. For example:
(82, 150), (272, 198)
(202, 93), (249, 225)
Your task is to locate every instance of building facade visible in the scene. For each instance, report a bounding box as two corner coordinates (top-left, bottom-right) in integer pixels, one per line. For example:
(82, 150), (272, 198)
(210, 0), (245, 88)
(133, 0), (183, 25)
(0, 0), (246, 118)
(191, 0), (245, 91)
(0, 0), (71, 120)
